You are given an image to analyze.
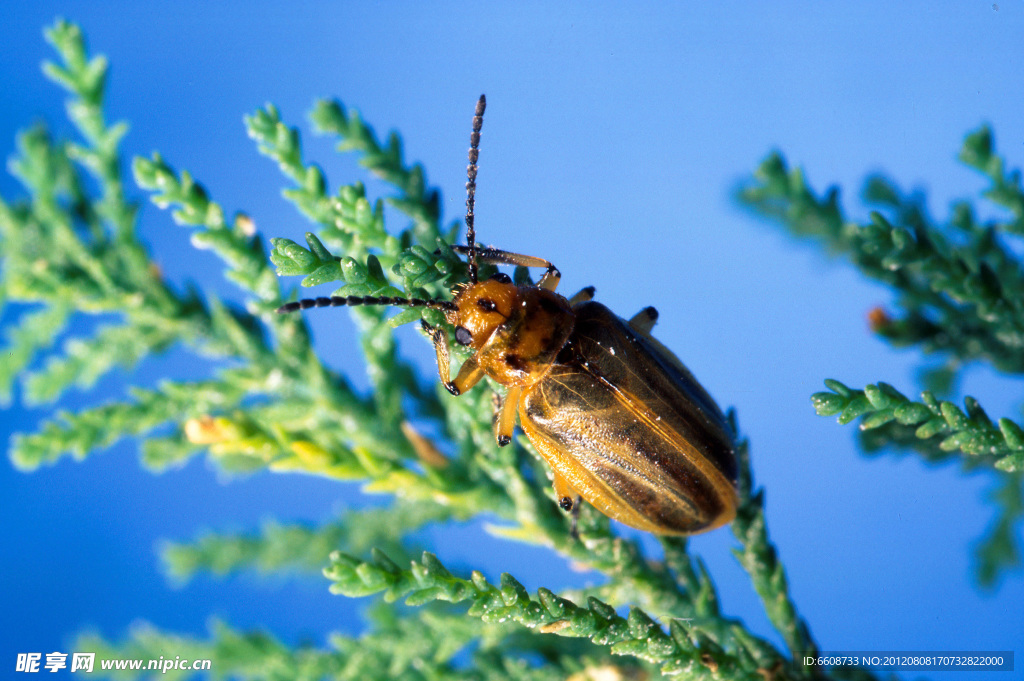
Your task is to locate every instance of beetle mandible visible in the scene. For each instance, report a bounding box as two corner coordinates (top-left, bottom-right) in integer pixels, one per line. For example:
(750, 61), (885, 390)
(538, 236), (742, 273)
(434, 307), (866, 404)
(277, 95), (739, 535)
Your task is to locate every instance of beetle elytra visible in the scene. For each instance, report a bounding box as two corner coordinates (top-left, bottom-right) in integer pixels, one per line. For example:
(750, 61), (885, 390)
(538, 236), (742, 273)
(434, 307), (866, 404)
(277, 95), (739, 535)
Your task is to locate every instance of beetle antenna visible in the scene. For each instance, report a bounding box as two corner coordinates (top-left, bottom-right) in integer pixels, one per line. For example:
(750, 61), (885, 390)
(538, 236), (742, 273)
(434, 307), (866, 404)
(465, 94), (486, 284)
(276, 295), (457, 315)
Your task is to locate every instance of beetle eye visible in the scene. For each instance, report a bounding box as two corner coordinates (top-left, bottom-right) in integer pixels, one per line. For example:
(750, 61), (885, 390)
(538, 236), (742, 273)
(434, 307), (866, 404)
(477, 298), (497, 312)
(488, 272), (512, 284)
(454, 326), (473, 346)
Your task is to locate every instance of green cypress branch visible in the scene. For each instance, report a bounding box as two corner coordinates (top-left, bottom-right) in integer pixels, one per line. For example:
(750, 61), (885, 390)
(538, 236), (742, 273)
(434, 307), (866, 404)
(738, 136), (1024, 374)
(325, 549), (759, 679)
(739, 127), (1024, 587)
(958, 126), (1024, 234)
(0, 301), (70, 405)
(471, 428), (791, 668)
(248, 103), (455, 427)
(247, 104), (395, 257)
(730, 432), (818, 670)
(160, 502), (460, 584)
(11, 379), (246, 471)
(812, 379), (1024, 587)
(23, 320), (176, 404)
(0, 19), (277, 431)
(138, 434), (200, 471)
(975, 471), (1024, 588)
(42, 20), (138, 245)
(310, 99), (452, 246)
(76, 609), (622, 681)
(812, 379), (1022, 472)
(2, 37), (436, 477)
(3, 124), (139, 309)
(132, 153), (282, 307)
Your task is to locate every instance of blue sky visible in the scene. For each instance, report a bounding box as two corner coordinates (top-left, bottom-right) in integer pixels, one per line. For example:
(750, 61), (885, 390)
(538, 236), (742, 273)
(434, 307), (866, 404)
(2, 1), (1022, 673)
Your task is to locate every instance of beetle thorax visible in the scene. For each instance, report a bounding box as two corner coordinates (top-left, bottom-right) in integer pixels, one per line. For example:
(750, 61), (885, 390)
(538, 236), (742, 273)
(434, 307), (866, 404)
(448, 280), (575, 386)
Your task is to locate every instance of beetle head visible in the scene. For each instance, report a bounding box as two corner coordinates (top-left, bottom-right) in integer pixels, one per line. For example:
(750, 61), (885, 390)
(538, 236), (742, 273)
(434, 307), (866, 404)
(449, 275), (517, 351)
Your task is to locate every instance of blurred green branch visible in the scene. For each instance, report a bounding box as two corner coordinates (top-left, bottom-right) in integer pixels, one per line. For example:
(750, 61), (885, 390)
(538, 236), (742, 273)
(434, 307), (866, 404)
(739, 126), (1024, 588)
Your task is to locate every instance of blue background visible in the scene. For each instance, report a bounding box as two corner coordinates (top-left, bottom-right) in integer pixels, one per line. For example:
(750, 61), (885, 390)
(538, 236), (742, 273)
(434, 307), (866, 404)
(2, 1), (1022, 673)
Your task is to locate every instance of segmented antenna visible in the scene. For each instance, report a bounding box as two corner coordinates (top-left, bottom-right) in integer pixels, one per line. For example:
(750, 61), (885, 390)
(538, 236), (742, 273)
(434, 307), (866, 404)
(277, 295), (457, 315)
(465, 94), (486, 284)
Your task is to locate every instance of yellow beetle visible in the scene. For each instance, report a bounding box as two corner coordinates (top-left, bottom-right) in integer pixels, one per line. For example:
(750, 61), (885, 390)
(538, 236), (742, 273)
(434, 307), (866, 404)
(278, 95), (738, 535)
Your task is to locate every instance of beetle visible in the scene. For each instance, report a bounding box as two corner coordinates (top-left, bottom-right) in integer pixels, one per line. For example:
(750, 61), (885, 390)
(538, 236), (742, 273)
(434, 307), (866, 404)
(277, 95), (738, 535)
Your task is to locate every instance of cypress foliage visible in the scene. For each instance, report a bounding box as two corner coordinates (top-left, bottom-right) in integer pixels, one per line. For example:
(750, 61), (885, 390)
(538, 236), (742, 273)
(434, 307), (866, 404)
(7, 18), (1015, 680)
(738, 126), (1024, 589)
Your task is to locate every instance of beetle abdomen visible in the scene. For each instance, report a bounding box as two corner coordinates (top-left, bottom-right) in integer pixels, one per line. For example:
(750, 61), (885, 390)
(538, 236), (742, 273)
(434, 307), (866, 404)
(521, 302), (737, 535)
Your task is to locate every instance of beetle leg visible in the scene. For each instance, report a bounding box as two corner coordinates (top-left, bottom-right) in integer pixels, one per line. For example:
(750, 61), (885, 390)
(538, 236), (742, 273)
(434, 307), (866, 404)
(421, 320), (455, 391)
(628, 306), (659, 335)
(451, 245), (561, 292)
(494, 385), (522, 446)
(567, 286), (596, 306)
(491, 391), (504, 439)
(552, 472), (584, 538)
(570, 495), (583, 539)
(553, 471), (577, 514)
(450, 356), (485, 395)
(422, 320), (485, 395)
(535, 268), (561, 292)
(622, 309), (713, 405)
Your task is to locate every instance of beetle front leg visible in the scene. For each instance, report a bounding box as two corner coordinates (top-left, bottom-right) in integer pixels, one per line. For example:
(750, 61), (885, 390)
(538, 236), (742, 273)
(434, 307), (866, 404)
(421, 320), (455, 391)
(422, 320), (485, 395)
(451, 245), (561, 291)
(449, 356), (485, 396)
(494, 385), (522, 446)
(535, 267), (561, 292)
